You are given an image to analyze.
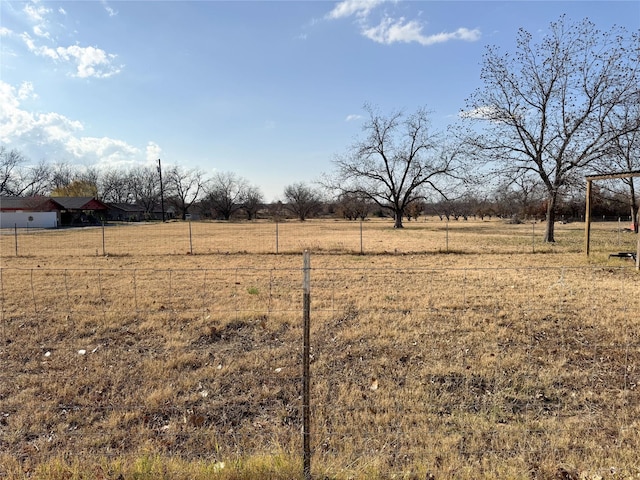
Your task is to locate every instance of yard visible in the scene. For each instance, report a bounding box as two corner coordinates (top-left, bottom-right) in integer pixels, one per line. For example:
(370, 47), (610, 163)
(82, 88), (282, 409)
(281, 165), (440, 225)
(0, 218), (639, 479)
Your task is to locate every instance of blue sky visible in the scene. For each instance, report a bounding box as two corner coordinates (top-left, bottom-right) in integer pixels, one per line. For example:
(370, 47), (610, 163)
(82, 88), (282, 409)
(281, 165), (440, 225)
(1, 1), (638, 201)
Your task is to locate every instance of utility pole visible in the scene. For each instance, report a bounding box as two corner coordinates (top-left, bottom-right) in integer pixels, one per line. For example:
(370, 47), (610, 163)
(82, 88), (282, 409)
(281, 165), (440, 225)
(157, 158), (165, 222)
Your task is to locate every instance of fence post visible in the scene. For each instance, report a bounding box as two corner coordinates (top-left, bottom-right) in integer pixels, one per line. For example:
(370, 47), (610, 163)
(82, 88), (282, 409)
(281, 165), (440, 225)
(102, 221), (106, 256)
(636, 232), (640, 270)
(302, 250), (311, 480)
(276, 221), (279, 254)
(14, 223), (18, 257)
(189, 218), (193, 255)
(360, 219), (364, 255)
(532, 222), (535, 254)
(446, 219), (449, 253)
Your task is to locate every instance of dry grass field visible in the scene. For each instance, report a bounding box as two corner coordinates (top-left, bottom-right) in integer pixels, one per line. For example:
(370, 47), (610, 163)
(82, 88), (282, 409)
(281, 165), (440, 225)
(1, 218), (639, 479)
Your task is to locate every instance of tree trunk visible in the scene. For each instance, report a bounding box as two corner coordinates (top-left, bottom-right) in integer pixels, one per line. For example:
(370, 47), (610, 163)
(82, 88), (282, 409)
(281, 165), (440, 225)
(543, 194), (557, 243)
(394, 210), (404, 228)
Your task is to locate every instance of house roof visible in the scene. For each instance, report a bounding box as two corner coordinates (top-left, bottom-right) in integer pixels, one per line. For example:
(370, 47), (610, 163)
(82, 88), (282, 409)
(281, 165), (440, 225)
(0, 196), (64, 211)
(50, 197), (109, 210)
(107, 203), (145, 212)
(1, 196), (109, 212)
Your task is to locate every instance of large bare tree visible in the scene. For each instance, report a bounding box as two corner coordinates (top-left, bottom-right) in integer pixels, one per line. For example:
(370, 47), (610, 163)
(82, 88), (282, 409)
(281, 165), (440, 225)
(165, 166), (207, 220)
(283, 182), (323, 221)
(101, 168), (134, 204)
(129, 166), (161, 218)
(464, 16), (639, 242)
(204, 171), (249, 220)
(331, 105), (456, 228)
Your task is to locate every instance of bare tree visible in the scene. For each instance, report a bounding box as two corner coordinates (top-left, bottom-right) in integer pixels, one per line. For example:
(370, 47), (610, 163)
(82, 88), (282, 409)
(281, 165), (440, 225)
(0, 147), (25, 195)
(335, 192), (372, 220)
(49, 162), (75, 193)
(283, 182), (322, 221)
(22, 160), (52, 196)
(242, 184), (264, 220)
(129, 166), (161, 218)
(464, 16), (640, 242)
(0, 147), (51, 196)
(204, 171), (248, 220)
(165, 166), (207, 220)
(331, 105), (457, 228)
(101, 168), (134, 204)
(599, 93), (640, 232)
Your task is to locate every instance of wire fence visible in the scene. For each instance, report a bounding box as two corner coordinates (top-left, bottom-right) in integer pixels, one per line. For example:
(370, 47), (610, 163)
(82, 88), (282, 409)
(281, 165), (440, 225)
(1, 218), (638, 257)
(1, 256), (639, 478)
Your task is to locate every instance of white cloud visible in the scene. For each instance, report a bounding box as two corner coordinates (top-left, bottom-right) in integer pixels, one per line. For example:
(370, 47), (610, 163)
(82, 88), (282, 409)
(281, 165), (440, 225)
(23, 2), (51, 23)
(102, 0), (118, 17)
(23, 1), (52, 41)
(21, 34), (123, 78)
(326, 0), (386, 20)
(459, 106), (501, 120)
(0, 27), (13, 37)
(58, 7), (67, 15)
(0, 80), (143, 169)
(345, 114), (363, 121)
(363, 17), (481, 46)
(58, 45), (122, 78)
(146, 142), (162, 163)
(33, 25), (50, 39)
(326, 1), (481, 47)
(17, 81), (38, 100)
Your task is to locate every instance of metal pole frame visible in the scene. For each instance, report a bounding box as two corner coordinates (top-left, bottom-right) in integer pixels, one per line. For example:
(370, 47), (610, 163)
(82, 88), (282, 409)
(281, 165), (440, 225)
(302, 251), (311, 479)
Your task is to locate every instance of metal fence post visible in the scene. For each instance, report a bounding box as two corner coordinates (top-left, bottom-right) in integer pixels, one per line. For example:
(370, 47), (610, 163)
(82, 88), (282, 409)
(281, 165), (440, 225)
(102, 221), (106, 256)
(532, 222), (535, 254)
(302, 250), (311, 479)
(14, 223), (18, 257)
(446, 219), (449, 253)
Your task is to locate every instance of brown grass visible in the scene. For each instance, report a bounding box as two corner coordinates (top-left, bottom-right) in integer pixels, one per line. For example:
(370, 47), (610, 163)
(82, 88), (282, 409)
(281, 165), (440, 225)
(0, 219), (639, 479)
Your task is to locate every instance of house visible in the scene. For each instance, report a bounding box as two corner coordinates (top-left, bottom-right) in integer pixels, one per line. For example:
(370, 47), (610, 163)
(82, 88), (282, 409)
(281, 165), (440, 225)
(49, 197), (110, 225)
(106, 202), (176, 221)
(106, 203), (146, 222)
(0, 196), (109, 226)
(0, 196), (62, 228)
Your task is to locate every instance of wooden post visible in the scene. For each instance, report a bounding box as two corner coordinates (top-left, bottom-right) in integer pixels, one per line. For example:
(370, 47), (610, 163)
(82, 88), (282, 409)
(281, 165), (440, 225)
(636, 230), (639, 271)
(584, 171), (640, 257)
(302, 250), (311, 480)
(585, 179), (592, 256)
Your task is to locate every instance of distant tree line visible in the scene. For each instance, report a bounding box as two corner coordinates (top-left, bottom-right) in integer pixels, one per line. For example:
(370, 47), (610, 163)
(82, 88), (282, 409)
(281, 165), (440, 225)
(1, 143), (633, 225)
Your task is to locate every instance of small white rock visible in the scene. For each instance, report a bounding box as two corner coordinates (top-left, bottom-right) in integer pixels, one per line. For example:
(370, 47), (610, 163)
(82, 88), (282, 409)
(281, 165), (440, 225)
(78, 349), (86, 355)
(44, 351), (51, 357)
